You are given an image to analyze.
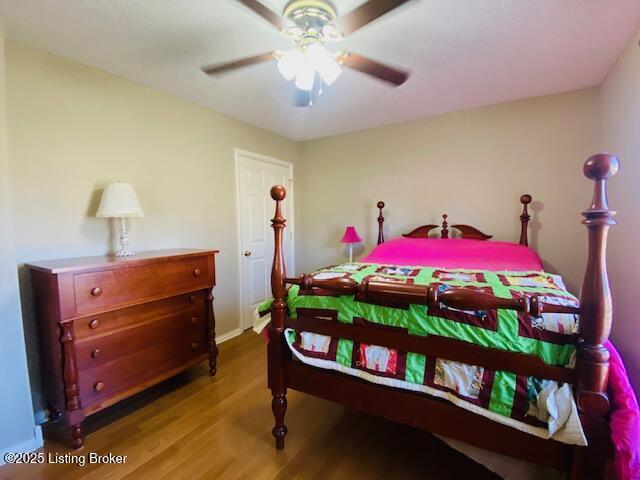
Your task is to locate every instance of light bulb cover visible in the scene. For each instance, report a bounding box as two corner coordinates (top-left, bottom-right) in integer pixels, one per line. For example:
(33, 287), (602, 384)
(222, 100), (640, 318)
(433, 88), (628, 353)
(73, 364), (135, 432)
(295, 60), (315, 91)
(305, 43), (341, 86)
(277, 49), (305, 81)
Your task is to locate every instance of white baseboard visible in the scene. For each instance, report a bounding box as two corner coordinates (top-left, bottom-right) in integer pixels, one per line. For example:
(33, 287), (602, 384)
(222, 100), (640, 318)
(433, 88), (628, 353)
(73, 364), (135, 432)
(217, 327), (243, 344)
(0, 425), (43, 467)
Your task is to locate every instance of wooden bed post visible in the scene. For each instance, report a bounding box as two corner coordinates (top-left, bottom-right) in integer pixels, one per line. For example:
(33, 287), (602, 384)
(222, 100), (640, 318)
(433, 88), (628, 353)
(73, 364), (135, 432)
(519, 194), (532, 246)
(269, 185), (288, 449)
(441, 214), (449, 239)
(571, 154), (619, 479)
(577, 154), (618, 412)
(377, 201), (385, 245)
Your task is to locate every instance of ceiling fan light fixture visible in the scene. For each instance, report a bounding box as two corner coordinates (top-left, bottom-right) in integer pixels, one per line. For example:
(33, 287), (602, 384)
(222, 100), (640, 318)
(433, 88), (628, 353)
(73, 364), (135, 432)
(321, 24), (343, 42)
(282, 26), (304, 39)
(277, 48), (305, 81)
(305, 43), (341, 85)
(294, 59), (315, 91)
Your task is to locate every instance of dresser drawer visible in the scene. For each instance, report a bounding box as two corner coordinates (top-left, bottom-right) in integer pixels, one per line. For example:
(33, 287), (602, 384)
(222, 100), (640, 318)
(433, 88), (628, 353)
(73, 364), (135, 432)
(73, 255), (213, 315)
(78, 327), (208, 407)
(76, 308), (208, 369)
(74, 291), (209, 341)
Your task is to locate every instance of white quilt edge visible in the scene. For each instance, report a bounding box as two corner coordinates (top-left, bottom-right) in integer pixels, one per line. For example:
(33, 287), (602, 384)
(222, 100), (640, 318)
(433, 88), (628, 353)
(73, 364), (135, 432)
(284, 328), (587, 446)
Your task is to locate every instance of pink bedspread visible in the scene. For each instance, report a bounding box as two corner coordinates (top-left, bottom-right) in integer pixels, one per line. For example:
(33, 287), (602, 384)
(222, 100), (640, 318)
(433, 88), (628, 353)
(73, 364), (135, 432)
(362, 237), (543, 271)
(606, 341), (640, 480)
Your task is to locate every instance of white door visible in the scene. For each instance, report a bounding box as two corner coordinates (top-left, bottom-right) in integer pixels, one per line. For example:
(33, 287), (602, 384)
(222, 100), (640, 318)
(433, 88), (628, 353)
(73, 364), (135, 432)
(236, 151), (294, 331)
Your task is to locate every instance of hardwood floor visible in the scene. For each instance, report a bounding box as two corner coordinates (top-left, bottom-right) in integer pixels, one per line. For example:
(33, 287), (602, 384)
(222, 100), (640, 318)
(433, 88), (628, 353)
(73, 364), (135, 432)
(0, 331), (499, 480)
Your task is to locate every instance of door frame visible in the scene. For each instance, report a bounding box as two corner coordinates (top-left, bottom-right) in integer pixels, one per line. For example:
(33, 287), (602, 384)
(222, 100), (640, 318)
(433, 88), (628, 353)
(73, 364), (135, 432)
(234, 148), (295, 332)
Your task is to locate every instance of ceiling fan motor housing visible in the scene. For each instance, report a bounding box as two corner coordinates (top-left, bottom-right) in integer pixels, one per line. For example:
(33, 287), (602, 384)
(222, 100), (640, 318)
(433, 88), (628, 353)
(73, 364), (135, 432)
(283, 0), (339, 44)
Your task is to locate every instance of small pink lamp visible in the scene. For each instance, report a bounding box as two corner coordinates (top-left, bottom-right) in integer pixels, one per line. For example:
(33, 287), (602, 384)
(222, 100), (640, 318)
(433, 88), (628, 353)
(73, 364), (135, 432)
(340, 226), (362, 263)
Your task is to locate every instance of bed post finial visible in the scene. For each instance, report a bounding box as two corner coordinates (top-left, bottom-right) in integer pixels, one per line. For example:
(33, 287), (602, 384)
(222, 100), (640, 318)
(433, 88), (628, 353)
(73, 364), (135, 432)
(269, 185), (288, 449)
(519, 194), (532, 246)
(441, 214), (449, 239)
(577, 153), (619, 418)
(377, 201), (385, 245)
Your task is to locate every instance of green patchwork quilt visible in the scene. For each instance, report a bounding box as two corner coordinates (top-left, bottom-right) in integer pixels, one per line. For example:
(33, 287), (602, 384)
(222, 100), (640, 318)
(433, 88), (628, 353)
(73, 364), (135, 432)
(258, 262), (584, 443)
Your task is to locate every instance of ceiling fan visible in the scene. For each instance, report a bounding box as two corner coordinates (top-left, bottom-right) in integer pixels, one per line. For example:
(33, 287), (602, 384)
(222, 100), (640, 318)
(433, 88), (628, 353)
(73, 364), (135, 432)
(201, 0), (411, 106)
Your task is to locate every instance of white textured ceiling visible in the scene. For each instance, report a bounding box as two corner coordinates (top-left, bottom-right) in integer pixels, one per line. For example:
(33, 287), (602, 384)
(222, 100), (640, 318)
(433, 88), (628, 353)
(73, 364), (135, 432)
(1, 1), (639, 140)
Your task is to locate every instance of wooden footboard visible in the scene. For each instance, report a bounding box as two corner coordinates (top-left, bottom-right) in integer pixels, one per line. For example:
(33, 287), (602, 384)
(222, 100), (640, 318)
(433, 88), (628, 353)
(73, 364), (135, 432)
(286, 360), (573, 470)
(266, 153), (619, 479)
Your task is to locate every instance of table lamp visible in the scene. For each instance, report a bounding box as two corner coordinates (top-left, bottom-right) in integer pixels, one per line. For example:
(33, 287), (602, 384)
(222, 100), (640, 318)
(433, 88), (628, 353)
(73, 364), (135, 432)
(340, 226), (362, 263)
(96, 182), (144, 257)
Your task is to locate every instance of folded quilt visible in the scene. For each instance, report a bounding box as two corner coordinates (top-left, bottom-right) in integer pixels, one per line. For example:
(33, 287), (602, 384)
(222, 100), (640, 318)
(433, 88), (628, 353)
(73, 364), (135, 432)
(256, 262), (586, 445)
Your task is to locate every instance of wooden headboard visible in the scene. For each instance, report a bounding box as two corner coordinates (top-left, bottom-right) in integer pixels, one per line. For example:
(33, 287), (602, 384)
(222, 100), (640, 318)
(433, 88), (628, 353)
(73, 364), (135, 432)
(375, 194), (532, 246)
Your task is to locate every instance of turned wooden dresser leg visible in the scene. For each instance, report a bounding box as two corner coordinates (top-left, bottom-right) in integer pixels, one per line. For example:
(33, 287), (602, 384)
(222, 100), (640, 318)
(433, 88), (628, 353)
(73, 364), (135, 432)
(208, 355), (217, 377)
(69, 423), (84, 449)
(207, 291), (218, 376)
(60, 322), (85, 449)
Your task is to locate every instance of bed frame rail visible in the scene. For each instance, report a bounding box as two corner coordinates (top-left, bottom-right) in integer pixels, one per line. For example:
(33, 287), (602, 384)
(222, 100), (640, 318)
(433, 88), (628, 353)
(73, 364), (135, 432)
(267, 153), (619, 479)
(284, 315), (576, 383)
(284, 274), (580, 317)
(281, 275), (579, 382)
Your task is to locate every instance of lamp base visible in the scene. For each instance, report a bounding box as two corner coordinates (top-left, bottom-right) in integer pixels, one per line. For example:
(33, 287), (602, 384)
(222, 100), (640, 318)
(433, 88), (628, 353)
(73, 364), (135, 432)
(116, 217), (135, 257)
(115, 246), (135, 257)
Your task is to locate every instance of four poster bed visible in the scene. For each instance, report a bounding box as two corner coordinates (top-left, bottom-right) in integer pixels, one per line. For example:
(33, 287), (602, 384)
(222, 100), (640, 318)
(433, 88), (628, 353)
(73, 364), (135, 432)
(263, 153), (620, 479)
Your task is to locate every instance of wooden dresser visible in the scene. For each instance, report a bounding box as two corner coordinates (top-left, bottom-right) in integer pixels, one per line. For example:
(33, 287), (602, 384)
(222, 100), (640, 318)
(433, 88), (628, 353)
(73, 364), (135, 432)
(26, 249), (218, 449)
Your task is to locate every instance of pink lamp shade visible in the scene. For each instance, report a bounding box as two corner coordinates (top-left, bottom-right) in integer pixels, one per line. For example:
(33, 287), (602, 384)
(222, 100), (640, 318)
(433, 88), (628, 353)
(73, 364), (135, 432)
(340, 226), (362, 244)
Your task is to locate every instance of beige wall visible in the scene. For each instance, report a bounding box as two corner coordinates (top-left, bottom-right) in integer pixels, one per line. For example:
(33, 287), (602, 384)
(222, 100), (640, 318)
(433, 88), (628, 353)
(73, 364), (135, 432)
(596, 28), (640, 393)
(0, 26), (41, 455)
(5, 41), (299, 412)
(297, 89), (599, 295)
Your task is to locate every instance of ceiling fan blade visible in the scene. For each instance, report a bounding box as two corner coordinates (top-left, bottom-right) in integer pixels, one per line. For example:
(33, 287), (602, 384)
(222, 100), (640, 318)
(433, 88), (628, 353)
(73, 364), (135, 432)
(336, 0), (410, 36)
(340, 53), (409, 86)
(202, 52), (274, 76)
(236, 0), (286, 31)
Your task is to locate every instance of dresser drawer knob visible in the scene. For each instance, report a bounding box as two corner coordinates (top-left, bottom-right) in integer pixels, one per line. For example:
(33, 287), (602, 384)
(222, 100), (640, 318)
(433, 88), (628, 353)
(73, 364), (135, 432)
(94, 381), (105, 392)
(90, 287), (103, 297)
(190, 317), (198, 326)
(191, 342), (199, 351)
(189, 295), (196, 304)
(89, 319), (99, 329)
(91, 348), (101, 358)
(193, 268), (202, 277)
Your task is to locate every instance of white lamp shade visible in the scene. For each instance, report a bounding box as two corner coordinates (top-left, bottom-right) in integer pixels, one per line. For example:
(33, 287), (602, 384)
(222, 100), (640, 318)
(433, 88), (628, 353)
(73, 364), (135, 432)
(96, 182), (144, 218)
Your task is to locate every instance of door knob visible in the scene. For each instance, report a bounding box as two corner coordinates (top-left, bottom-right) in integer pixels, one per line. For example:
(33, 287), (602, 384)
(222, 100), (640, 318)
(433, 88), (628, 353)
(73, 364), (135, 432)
(243, 251), (252, 257)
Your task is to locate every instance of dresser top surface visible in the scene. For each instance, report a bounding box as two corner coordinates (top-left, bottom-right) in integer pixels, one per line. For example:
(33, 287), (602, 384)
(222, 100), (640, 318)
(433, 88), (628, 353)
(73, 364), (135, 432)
(26, 248), (219, 274)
